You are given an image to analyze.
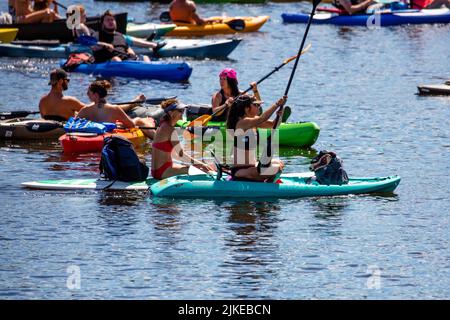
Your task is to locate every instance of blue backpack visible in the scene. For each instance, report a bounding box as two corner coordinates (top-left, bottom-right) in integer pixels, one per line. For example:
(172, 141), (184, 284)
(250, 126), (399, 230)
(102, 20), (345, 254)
(99, 135), (149, 182)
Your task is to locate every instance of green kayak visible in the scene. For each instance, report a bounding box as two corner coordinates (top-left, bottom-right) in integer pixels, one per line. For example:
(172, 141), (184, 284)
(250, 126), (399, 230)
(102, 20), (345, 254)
(176, 120), (320, 147)
(151, 173), (401, 199)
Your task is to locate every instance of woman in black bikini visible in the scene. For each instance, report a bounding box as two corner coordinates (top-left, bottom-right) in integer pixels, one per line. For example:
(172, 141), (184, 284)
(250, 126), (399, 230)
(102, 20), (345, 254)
(226, 94), (287, 182)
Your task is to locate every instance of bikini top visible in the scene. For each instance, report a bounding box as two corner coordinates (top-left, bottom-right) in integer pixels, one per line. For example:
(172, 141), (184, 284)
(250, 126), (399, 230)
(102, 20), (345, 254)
(152, 140), (174, 153)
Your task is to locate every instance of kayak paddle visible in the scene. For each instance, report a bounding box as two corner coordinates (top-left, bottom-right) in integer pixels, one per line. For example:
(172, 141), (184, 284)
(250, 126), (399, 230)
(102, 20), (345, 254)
(0, 97), (175, 120)
(260, 0), (320, 168)
(113, 96), (177, 106)
(0, 111), (40, 120)
(53, 1), (68, 10)
(76, 35), (130, 59)
(187, 43), (312, 127)
(159, 11), (245, 31)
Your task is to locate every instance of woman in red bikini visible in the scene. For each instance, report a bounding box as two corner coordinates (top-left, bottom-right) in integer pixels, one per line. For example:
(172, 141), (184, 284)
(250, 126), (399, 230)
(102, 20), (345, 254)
(151, 99), (214, 180)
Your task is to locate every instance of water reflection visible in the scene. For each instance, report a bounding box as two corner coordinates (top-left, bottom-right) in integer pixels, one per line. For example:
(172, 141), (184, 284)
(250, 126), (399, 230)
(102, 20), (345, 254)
(96, 191), (148, 236)
(218, 201), (281, 298)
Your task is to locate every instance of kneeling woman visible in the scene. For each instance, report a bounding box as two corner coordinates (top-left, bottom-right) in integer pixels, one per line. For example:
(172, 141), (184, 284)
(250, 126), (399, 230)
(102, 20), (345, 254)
(227, 94), (287, 182)
(151, 99), (213, 180)
(76, 80), (156, 139)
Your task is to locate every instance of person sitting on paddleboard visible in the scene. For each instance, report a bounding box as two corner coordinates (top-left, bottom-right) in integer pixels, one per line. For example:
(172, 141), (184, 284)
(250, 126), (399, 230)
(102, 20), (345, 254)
(211, 68), (262, 122)
(9, 0), (62, 23)
(226, 94), (286, 182)
(91, 10), (150, 63)
(76, 80), (156, 139)
(151, 99), (214, 180)
(169, 0), (206, 25)
(39, 69), (85, 122)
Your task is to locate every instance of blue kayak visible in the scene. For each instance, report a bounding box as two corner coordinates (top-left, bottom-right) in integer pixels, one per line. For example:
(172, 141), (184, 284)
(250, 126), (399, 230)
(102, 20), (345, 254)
(281, 8), (450, 26)
(60, 60), (193, 82)
(151, 172), (401, 199)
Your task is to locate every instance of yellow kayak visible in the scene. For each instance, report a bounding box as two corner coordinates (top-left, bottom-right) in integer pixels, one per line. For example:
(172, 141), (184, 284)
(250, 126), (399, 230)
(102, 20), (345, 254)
(0, 28), (18, 43)
(166, 16), (269, 37)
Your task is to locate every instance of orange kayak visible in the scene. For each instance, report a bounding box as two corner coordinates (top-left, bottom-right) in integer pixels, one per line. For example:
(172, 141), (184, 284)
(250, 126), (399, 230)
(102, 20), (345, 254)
(166, 16), (269, 37)
(59, 128), (146, 154)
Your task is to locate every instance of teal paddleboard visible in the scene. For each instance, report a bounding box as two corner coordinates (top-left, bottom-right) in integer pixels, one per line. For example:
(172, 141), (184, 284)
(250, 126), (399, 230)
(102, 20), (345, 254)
(151, 173), (401, 198)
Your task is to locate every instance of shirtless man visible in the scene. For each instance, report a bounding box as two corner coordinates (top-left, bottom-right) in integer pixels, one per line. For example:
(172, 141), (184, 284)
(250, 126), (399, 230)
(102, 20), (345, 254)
(39, 69), (85, 122)
(169, 0), (206, 25)
(11, 0), (61, 23)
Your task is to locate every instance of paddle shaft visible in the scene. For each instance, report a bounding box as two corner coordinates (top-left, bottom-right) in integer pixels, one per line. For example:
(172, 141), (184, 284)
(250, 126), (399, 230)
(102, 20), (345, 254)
(0, 111), (40, 120)
(159, 11), (245, 31)
(272, 0), (320, 130)
(1, 96), (173, 120)
(260, 0), (320, 167)
(53, 1), (67, 10)
(113, 96), (176, 105)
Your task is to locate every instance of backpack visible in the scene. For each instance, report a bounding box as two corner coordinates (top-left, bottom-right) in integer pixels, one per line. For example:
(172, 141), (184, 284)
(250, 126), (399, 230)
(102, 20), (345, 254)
(310, 150), (349, 185)
(99, 135), (149, 182)
(62, 53), (93, 72)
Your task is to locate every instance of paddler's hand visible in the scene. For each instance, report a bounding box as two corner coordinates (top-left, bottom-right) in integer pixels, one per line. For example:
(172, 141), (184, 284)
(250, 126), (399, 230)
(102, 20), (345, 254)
(134, 94), (146, 103)
(102, 43), (115, 52)
(276, 95), (287, 107)
(225, 97), (234, 108)
(250, 82), (259, 94)
(194, 163), (215, 173)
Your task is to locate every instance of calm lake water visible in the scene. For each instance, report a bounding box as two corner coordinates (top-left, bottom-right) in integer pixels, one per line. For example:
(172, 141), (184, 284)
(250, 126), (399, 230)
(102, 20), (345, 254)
(0, 1), (449, 299)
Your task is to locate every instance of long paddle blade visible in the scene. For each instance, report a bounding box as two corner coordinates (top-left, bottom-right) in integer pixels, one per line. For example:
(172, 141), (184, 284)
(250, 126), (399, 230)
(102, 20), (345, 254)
(0, 111), (40, 120)
(185, 114), (211, 128)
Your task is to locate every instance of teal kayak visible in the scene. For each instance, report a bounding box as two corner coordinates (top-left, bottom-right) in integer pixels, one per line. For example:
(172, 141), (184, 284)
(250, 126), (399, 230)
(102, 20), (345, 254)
(151, 173), (401, 198)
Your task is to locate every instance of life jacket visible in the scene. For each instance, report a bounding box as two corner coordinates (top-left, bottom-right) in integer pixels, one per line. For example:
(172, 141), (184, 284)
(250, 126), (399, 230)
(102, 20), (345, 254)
(62, 53), (93, 72)
(310, 150), (349, 185)
(100, 135), (149, 182)
(63, 117), (116, 134)
(410, 0), (433, 9)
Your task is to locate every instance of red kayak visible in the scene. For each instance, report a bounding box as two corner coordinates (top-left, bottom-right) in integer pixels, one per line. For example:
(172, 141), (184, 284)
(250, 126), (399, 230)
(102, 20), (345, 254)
(59, 128), (146, 154)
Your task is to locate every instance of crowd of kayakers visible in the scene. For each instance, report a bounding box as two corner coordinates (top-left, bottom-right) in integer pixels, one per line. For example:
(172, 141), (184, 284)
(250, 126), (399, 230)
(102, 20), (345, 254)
(38, 63), (287, 182)
(2, 0), (449, 186)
